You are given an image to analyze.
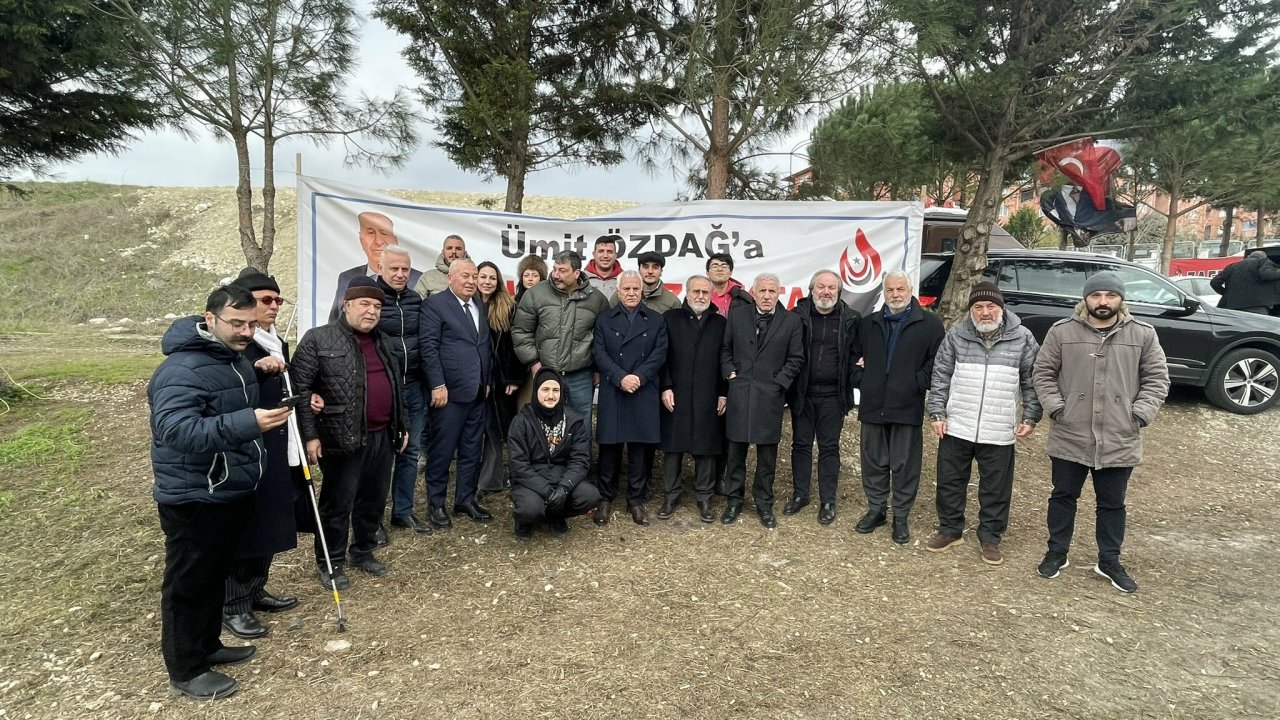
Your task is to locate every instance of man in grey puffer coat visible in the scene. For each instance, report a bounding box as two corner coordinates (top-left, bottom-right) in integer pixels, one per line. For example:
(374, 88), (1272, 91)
(1032, 272), (1169, 594)
(925, 282), (1041, 567)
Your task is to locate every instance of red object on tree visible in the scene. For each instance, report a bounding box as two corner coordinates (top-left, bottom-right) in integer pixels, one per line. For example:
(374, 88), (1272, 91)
(1035, 138), (1122, 210)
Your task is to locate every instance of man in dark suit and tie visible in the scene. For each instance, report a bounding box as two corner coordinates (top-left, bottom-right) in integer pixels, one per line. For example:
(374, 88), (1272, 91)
(719, 273), (806, 528)
(420, 258), (494, 528)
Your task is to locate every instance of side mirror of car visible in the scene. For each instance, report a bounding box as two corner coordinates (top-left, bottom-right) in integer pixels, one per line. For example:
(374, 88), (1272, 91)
(1182, 296), (1202, 313)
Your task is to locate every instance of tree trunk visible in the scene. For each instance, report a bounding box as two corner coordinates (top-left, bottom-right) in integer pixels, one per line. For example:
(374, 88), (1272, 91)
(504, 135), (527, 214)
(704, 0), (734, 200)
(1058, 226), (1068, 250)
(1126, 229), (1136, 261)
(1218, 204), (1234, 256)
(1258, 209), (1267, 248)
(260, 136), (276, 273)
(937, 151), (1010, 327)
(1160, 200), (1179, 275)
(705, 96), (731, 199)
(232, 130), (263, 270)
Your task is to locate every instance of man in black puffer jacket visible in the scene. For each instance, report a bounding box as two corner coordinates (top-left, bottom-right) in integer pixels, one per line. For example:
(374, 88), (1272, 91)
(149, 285), (291, 700)
(292, 277), (407, 590)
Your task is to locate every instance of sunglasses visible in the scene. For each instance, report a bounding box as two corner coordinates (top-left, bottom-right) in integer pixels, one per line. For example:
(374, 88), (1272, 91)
(257, 296), (287, 307)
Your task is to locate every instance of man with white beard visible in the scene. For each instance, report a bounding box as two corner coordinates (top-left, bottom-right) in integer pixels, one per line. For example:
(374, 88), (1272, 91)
(924, 282), (1042, 566)
(784, 270), (860, 526)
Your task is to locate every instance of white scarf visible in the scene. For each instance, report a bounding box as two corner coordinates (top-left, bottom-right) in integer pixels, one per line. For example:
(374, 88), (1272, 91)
(254, 327), (303, 467)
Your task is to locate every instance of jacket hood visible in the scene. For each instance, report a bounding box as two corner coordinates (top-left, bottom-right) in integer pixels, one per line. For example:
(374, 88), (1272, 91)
(714, 277), (746, 294)
(585, 259), (623, 280)
(161, 315), (238, 360)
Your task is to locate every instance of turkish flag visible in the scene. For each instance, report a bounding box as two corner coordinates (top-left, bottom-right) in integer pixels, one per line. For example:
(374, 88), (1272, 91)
(1035, 138), (1122, 210)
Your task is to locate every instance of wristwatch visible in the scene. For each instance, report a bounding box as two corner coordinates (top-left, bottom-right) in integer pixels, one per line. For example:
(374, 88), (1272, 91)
(929, 413), (946, 422)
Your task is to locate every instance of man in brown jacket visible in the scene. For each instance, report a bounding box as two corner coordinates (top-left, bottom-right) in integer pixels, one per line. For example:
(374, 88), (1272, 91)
(1032, 272), (1169, 593)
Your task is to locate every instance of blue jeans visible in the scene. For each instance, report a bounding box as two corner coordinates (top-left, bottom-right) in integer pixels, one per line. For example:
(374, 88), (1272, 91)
(561, 368), (594, 428)
(391, 382), (427, 518)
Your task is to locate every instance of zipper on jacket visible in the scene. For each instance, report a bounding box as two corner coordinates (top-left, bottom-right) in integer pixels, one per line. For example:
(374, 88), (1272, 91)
(396, 294), (409, 386)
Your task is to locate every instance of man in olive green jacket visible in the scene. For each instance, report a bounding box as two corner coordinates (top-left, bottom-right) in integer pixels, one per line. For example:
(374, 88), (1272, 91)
(512, 250), (610, 425)
(1032, 272), (1169, 594)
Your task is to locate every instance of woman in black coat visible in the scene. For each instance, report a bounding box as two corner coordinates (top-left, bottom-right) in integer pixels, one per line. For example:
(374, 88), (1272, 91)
(477, 262), (526, 496)
(507, 369), (601, 540)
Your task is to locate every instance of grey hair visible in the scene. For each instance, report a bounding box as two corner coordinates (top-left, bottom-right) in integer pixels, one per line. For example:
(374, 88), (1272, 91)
(882, 270), (913, 293)
(752, 272), (781, 290)
(448, 257), (477, 274)
(382, 244), (411, 261)
(809, 269), (840, 291)
(617, 270), (642, 286)
(685, 274), (711, 292)
(1249, 250), (1268, 260)
(553, 250), (582, 271)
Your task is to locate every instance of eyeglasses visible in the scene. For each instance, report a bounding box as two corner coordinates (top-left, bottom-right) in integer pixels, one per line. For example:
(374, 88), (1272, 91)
(213, 315), (259, 331)
(256, 296), (287, 307)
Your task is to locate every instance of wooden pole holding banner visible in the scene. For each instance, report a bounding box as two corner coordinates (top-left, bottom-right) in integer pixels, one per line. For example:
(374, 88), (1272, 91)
(296, 152), (303, 178)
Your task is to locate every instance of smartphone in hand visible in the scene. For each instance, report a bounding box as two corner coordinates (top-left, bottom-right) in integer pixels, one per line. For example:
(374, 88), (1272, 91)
(277, 393), (309, 409)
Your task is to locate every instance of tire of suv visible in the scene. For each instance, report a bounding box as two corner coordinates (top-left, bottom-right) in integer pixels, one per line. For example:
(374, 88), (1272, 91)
(1204, 347), (1280, 415)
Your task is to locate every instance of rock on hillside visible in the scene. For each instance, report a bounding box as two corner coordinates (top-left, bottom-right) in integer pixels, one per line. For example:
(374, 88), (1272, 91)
(134, 187), (639, 299)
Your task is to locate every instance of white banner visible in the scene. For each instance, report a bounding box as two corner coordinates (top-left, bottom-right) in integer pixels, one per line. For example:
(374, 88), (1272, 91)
(296, 175), (923, 333)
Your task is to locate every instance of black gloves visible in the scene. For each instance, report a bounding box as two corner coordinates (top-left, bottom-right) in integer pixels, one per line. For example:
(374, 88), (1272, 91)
(545, 486), (568, 513)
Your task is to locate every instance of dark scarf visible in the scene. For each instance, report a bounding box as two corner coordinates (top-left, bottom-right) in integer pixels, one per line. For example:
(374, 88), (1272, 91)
(882, 303), (912, 371)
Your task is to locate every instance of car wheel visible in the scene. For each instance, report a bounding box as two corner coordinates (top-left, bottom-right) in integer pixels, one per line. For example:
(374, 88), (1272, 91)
(1205, 347), (1280, 414)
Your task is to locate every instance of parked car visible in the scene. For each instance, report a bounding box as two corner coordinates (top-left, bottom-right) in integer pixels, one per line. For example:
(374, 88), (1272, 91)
(1170, 276), (1219, 306)
(917, 249), (1280, 414)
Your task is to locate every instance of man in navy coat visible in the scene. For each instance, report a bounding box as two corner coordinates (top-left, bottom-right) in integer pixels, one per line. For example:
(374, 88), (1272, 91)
(420, 258), (494, 528)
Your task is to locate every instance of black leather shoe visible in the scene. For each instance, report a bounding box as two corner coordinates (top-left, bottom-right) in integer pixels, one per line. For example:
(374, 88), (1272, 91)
(657, 499), (677, 520)
(170, 670), (237, 700)
(351, 556), (388, 576)
(222, 612), (268, 639)
(514, 523), (533, 542)
(374, 522), (390, 547)
(550, 517), (570, 538)
(697, 500), (715, 523)
(892, 516), (910, 544)
(593, 500), (612, 526)
(452, 500), (493, 523)
(391, 513), (433, 534)
(782, 496), (809, 515)
(208, 645), (256, 667)
(428, 505), (453, 529)
(855, 510), (887, 534)
(318, 565), (350, 591)
(817, 502), (837, 525)
(758, 508), (777, 529)
(252, 592), (298, 613)
(628, 503), (651, 526)
(721, 501), (743, 524)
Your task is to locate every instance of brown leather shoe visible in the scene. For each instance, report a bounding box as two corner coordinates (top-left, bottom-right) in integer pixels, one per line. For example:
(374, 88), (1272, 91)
(628, 504), (650, 526)
(697, 500), (715, 523)
(925, 532), (964, 553)
(592, 500), (611, 526)
(657, 499), (676, 520)
(980, 543), (1004, 566)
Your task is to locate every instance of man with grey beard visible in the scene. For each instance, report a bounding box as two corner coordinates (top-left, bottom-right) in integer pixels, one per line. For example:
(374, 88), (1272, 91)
(658, 275), (728, 522)
(925, 282), (1041, 566)
(851, 270), (944, 544)
(785, 270), (860, 525)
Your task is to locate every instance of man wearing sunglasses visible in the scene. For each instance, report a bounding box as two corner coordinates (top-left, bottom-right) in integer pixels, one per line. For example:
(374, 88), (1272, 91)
(149, 284), (292, 700)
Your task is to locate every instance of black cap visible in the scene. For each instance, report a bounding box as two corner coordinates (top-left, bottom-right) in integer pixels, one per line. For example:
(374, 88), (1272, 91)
(235, 267), (279, 293)
(344, 276), (386, 302)
(637, 251), (665, 268)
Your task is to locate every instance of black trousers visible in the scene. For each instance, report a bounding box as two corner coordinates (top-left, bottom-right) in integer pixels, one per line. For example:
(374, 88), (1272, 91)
(598, 442), (652, 505)
(790, 393), (844, 504)
(223, 554), (272, 615)
(158, 496), (253, 682)
(1047, 457), (1132, 562)
(662, 452), (717, 503)
(724, 441), (779, 510)
(315, 429), (393, 568)
(935, 435), (1016, 544)
(860, 421), (923, 518)
(510, 483), (601, 526)
(425, 397), (487, 508)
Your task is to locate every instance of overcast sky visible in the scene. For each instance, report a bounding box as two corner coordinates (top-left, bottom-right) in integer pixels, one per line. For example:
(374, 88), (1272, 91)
(45, 3), (813, 205)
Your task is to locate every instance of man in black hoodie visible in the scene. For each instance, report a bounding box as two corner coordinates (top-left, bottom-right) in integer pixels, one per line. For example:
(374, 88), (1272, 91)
(851, 271), (944, 544)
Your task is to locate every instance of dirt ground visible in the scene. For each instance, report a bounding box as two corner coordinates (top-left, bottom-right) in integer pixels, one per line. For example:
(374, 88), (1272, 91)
(1, 331), (1278, 720)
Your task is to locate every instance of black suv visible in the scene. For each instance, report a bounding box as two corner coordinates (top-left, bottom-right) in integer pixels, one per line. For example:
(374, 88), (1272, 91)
(918, 249), (1280, 414)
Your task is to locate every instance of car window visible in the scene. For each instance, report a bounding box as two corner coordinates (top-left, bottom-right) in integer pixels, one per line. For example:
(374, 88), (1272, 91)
(1104, 265), (1183, 306)
(1002, 259), (1092, 297)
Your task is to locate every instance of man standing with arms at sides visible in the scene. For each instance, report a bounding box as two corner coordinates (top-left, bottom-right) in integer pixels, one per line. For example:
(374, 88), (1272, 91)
(658, 275), (727, 522)
(414, 234), (469, 299)
(706, 253), (754, 318)
(584, 236), (624, 298)
(419, 258), (494, 528)
(293, 277), (407, 590)
(375, 245), (432, 536)
(149, 284), (290, 699)
(786, 269), (860, 526)
(925, 283), (1041, 566)
(512, 250), (610, 427)
(719, 273), (805, 528)
(851, 270), (944, 544)
(591, 271), (668, 526)
(329, 212), (422, 321)
(1033, 272), (1169, 593)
